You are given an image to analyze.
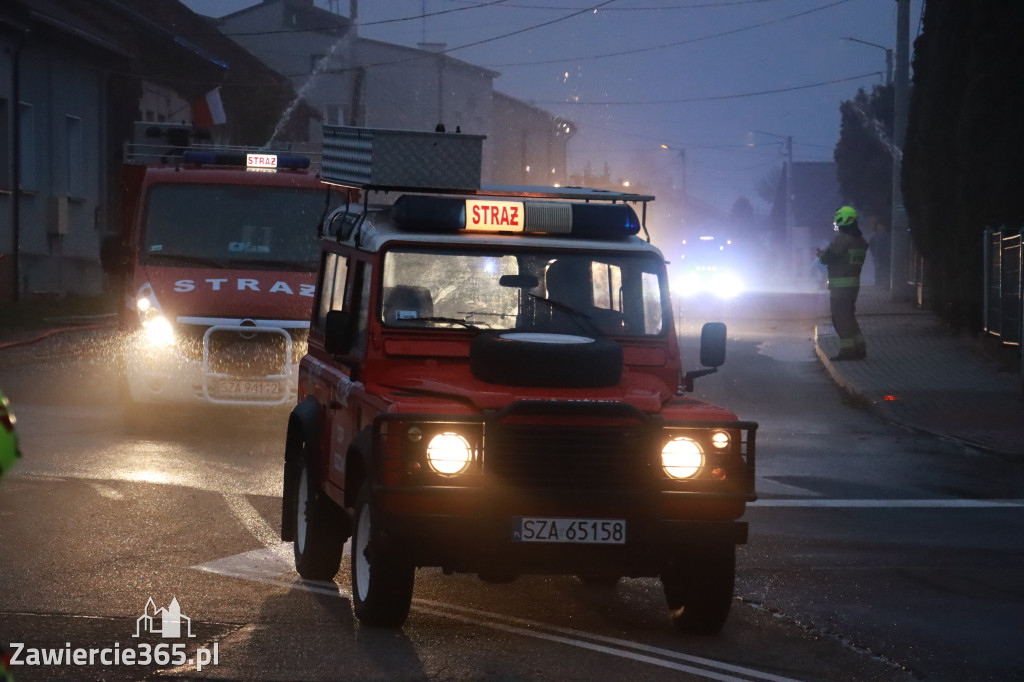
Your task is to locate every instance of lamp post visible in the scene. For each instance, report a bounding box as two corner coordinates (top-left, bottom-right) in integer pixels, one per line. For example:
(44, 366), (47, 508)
(843, 36), (893, 85)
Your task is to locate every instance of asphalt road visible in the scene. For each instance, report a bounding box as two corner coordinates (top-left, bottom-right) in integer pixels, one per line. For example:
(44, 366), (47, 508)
(1, 295), (1022, 681)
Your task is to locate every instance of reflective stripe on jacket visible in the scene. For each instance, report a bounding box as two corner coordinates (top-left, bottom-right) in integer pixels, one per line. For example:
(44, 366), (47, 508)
(819, 231), (868, 289)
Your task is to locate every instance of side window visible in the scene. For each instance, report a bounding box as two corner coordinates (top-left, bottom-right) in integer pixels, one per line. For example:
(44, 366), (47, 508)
(314, 252), (348, 332)
(591, 262), (623, 312)
(350, 263), (373, 357)
(641, 271), (663, 335)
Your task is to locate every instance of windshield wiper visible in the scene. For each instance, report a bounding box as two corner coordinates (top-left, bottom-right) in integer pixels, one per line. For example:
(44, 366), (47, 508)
(527, 294), (603, 337)
(413, 316), (482, 332)
(226, 258), (316, 271)
(146, 253), (227, 268)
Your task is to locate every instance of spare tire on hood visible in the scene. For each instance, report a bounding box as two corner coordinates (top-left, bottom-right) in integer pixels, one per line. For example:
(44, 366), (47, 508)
(470, 331), (623, 388)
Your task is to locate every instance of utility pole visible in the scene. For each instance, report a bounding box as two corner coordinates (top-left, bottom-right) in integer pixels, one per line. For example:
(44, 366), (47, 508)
(890, 0), (912, 301)
(785, 134), (793, 271)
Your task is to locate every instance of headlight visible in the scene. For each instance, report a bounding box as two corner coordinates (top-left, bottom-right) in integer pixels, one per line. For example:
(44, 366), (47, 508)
(135, 283), (175, 347)
(143, 315), (175, 347)
(426, 432), (472, 475)
(711, 430), (731, 449)
(713, 272), (743, 299)
(661, 437), (703, 479)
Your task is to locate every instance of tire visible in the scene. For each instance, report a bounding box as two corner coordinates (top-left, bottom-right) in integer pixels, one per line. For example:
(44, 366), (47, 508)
(291, 456), (346, 580)
(351, 483), (415, 627)
(660, 544), (736, 635)
(470, 331), (622, 388)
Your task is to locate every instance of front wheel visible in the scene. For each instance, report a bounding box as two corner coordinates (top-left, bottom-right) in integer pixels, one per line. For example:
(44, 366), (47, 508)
(291, 457), (346, 580)
(660, 544), (736, 635)
(351, 483), (415, 627)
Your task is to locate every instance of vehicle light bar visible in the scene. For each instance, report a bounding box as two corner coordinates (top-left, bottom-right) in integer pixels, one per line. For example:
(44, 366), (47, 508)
(390, 195), (641, 240)
(180, 150), (310, 170)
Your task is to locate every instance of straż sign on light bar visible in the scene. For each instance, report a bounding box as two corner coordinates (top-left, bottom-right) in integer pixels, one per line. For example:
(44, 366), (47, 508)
(465, 200), (524, 232)
(247, 153), (278, 170)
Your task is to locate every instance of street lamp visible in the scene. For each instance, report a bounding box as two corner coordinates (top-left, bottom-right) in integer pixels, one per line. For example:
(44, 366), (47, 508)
(660, 144), (687, 196)
(843, 36), (893, 86)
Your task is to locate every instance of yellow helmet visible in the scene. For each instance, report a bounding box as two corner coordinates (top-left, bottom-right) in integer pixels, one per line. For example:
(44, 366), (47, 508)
(834, 206), (858, 228)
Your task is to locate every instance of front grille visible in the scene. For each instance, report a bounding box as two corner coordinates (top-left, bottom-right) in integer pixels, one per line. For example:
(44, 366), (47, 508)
(485, 424), (655, 490)
(208, 329), (289, 376)
(175, 324), (308, 373)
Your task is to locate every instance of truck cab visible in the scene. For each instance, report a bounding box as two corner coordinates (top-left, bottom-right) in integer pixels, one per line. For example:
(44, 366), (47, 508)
(282, 127), (757, 635)
(102, 124), (344, 418)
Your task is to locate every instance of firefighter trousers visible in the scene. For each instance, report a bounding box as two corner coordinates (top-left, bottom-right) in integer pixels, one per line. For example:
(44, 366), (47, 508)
(829, 285), (866, 356)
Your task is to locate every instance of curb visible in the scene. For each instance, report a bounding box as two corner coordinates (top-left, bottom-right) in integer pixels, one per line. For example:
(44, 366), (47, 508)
(813, 325), (1020, 460)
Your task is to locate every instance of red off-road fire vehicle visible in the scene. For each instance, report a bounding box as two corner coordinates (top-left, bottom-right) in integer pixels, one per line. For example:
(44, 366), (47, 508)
(281, 126), (757, 634)
(102, 124), (343, 420)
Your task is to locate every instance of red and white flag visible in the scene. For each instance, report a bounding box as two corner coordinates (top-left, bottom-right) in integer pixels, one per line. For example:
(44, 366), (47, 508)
(191, 87), (226, 127)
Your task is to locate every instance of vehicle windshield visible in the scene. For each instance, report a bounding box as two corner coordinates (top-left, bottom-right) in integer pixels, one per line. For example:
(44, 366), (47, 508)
(141, 184), (336, 270)
(380, 247), (668, 337)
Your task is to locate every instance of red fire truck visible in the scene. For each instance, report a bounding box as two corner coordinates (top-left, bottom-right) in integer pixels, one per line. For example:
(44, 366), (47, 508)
(102, 124), (344, 422)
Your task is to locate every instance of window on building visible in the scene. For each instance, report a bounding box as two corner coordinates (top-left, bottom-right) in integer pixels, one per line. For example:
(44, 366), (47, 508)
(65, 115), (84, 197)
(19, 102), (35, 191)
(325, 103), (348, 126)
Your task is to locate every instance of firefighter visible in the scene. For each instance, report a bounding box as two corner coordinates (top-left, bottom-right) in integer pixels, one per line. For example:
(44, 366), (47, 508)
(816, 206), (869, 360)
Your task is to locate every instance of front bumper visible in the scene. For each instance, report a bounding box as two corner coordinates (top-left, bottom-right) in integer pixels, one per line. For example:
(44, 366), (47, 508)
(367, 402), (757, 576)
(123, 323), (302, 406)
(379, 502), (747, 577)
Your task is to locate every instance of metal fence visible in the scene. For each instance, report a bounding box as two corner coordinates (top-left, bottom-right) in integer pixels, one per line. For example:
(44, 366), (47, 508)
(984, 228), (1023, 346)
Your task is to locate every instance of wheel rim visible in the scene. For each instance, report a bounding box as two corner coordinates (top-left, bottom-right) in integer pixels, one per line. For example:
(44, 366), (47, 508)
(355, 501), (371, 601)
(296, 466), (309, 554)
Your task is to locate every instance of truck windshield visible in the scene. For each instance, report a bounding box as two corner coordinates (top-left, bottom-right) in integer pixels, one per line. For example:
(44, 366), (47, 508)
(380, 247), (668, 337)
(141, 184), (334, 270)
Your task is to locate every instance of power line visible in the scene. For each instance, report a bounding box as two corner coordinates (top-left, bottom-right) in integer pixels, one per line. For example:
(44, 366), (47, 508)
(535, 70), (882, 106)
(445, 0), (791, 10)
(224, 0), (513, 37)
(486, 0), (853, 67)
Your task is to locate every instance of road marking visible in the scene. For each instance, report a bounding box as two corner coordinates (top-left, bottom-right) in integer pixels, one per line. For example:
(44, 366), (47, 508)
(194, 544), (806, 682)
(223, 493), (281, 548)
(750, 498), (1024, 508)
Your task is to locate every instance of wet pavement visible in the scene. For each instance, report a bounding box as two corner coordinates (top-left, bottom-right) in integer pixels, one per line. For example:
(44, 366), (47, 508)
(3, 288), (1022, 458)
(815, 285), (1024, 459)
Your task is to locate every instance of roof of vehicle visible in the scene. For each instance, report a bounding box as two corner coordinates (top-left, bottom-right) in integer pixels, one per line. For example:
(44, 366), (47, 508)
(328, 190), (664, 258)
(134, 164), (326, 188)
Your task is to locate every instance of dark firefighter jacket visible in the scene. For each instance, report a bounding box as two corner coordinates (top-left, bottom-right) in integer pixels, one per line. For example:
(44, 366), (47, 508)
(819, 230), (869, 288)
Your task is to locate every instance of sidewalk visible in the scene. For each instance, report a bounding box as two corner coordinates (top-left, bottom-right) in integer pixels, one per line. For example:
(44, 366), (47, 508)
(815, 285), (1024, 459)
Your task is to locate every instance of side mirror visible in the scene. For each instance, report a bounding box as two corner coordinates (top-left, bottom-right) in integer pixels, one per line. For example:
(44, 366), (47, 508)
(681, 322), (727, 393)
(324, 310), (354, 355)
(100, 235), (131, 273)
(699, 322), (727, 368)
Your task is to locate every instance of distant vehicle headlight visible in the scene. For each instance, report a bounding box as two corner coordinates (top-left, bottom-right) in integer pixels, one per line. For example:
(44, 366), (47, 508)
(713, 272), (744, 299)
(426, 432), (472, 475)
(661, 437), (703, 479)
